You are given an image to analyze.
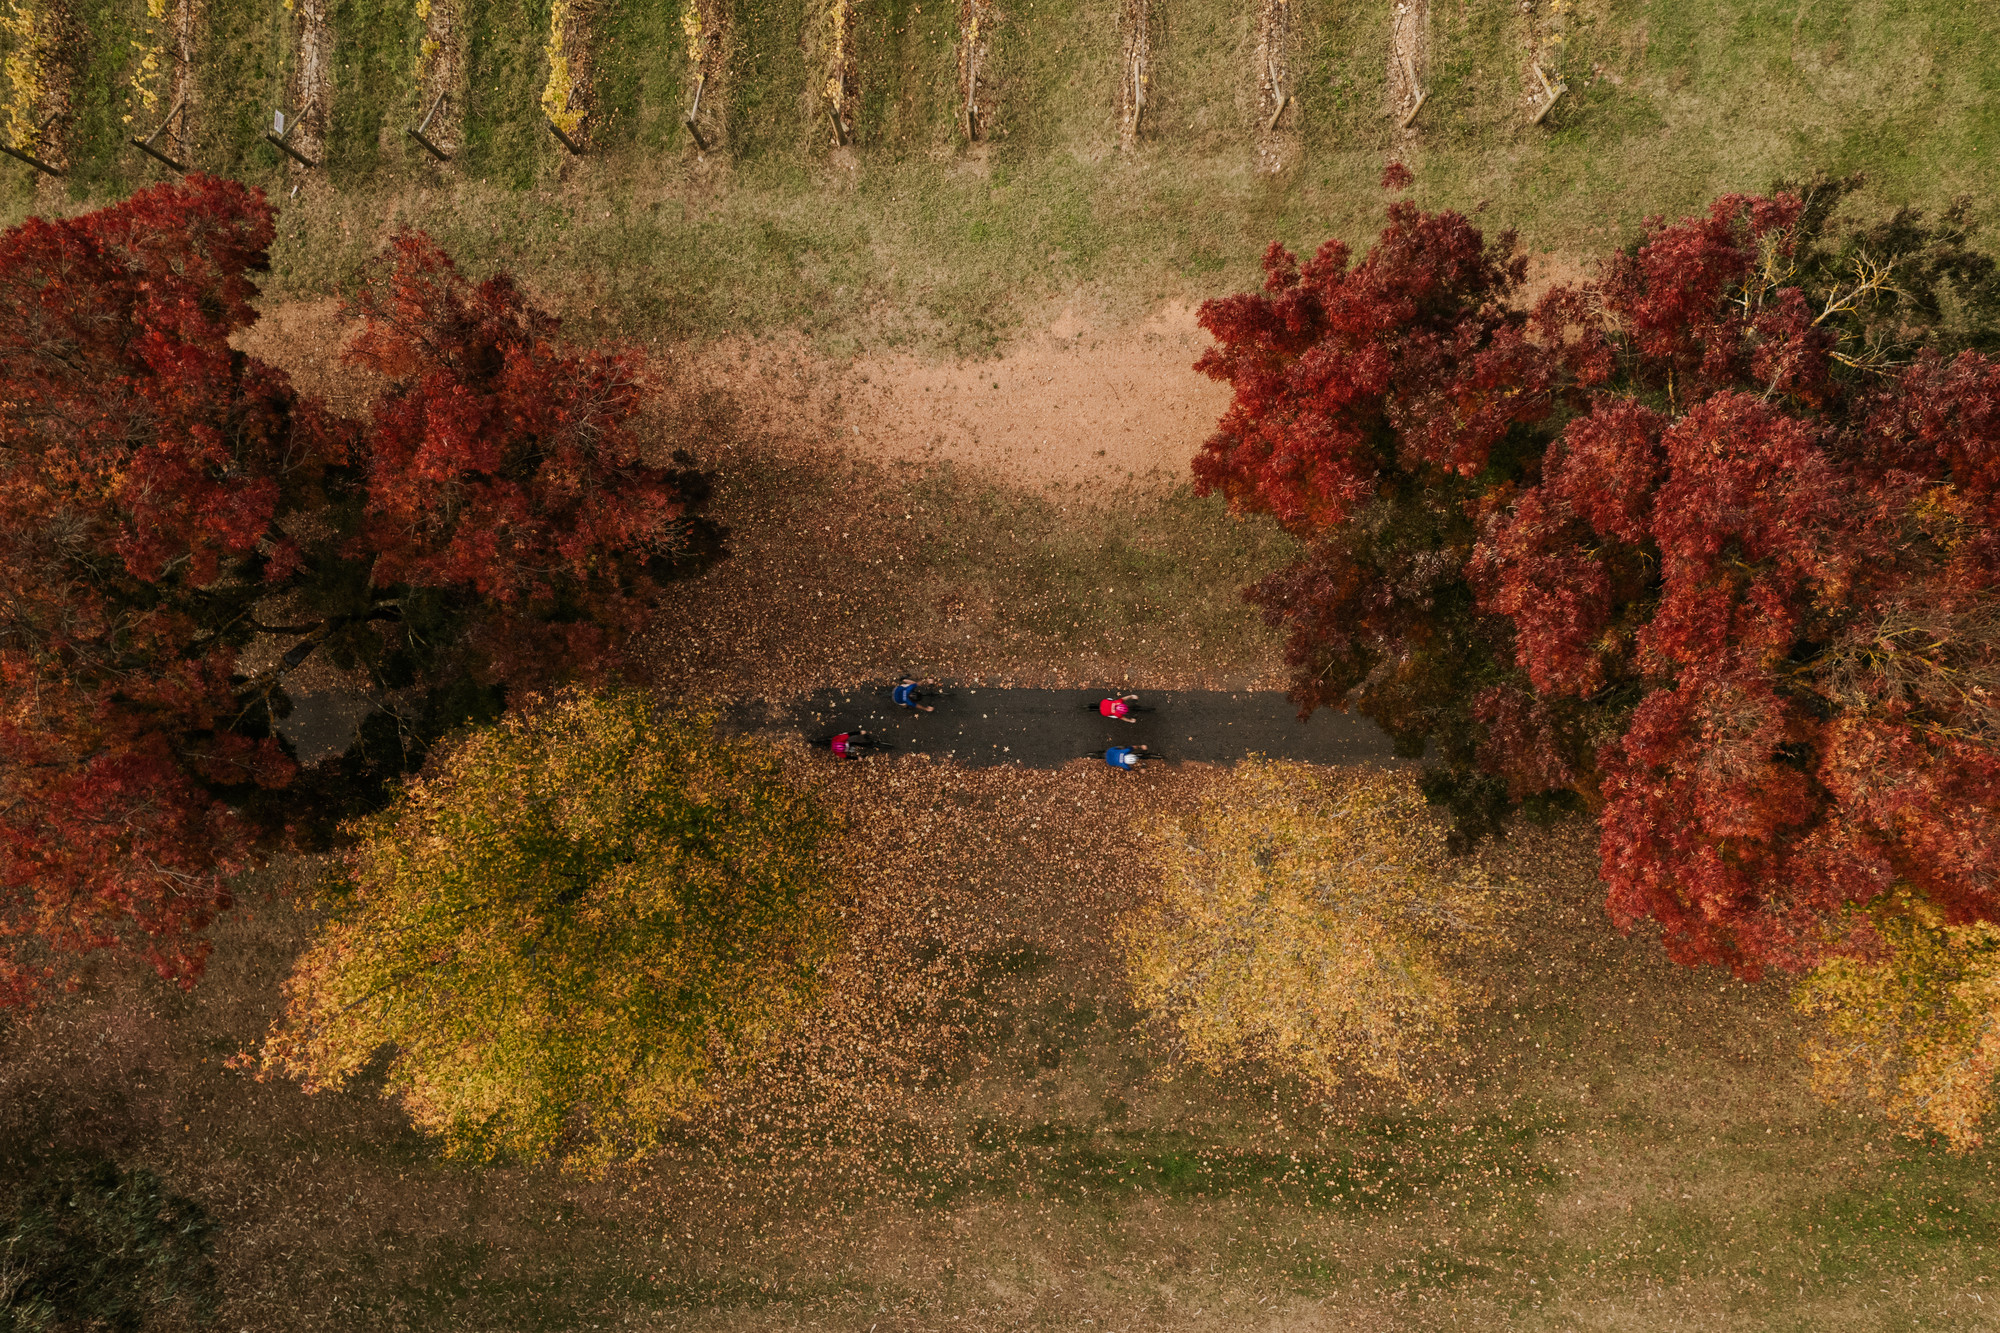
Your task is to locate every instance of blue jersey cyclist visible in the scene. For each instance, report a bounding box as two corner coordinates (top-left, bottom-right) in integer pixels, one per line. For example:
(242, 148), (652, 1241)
(1103, 744), (1152, 770)
(892, 676), (938, 713)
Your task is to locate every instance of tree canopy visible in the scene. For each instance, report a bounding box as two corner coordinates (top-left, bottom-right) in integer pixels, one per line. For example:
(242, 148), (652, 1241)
(249, 691), (842, 1174)
(1121, 762), (1514, 1096)
(0, 178), (718, 1005)
(1194, 174), (2000, 1140)
(1195, 176), (1998, 966)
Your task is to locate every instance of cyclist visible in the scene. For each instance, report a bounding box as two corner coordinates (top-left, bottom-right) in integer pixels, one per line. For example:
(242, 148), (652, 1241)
(892, 675), (939, 713)
(816, 730), (885, 759)
(1096, 693), (1143, 723)
(1100, 743), (1153, 770)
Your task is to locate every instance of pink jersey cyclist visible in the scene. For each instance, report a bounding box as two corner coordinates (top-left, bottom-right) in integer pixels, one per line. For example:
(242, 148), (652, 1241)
(819, 731), (884, 759)
(1098, 693), (1140, 722)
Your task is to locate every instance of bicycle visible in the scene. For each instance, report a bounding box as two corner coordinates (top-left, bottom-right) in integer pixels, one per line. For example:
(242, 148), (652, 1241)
(892, 676), (954, 713)
(817, 730), (895, 759)
(1090, 744), (1157, 770)
(1080, 693), (1153, 723)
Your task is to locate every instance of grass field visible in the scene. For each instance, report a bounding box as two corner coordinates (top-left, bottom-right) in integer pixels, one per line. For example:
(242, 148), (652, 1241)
(4, 0), (1995, 352)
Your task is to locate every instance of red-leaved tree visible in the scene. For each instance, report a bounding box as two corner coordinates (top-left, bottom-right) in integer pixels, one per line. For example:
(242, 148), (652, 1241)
(1196, 172), (2000, 979)
(0, 178), (718, 1004)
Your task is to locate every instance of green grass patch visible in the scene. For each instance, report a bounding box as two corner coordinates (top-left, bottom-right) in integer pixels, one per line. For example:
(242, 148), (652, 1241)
(850, 0), (957, 151)
(461, 0), (553, 187)
(593, 0), (696, 153)
(191, 0), (291, 182)
(325, 0), (422, 182)
(61, 0), (149, 194)
(987, 0), (1119, 153)
(906, 1114), (1558, 1214)
(723, 0), (811, 160)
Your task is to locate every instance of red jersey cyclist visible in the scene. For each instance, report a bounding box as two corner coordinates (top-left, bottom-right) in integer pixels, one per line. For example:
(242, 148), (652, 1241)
(1099, 693), (1141, 722)
(1082, 692), (1149, 722)
(816, 730), (886, 759)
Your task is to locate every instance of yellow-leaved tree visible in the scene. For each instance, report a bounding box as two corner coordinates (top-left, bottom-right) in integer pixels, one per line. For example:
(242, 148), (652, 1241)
(1796, 893), (2000, 1150)
(1121, 762), (1516, 1095)
(250, 690), (841, 1174)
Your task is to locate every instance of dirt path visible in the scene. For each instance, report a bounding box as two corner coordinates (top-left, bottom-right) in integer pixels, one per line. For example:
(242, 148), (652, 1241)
(1118, 0), (1150, 151)
(959, 0), (997, 141)
(1391, 0), (1428, 132)
(1254, 0), (1296, 173)
(690, 298), (1228, 499)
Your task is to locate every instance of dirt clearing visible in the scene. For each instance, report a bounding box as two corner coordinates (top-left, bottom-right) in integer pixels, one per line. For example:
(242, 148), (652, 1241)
(247, 295), (1224, 500)
(239, 294), (1286, 700)
(691, 298), (1228, 500)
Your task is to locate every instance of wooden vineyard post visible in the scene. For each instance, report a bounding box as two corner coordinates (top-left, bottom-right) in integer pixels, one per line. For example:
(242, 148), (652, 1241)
(406, 91), (450, 161)
(546, 115), (586, 153)
(960, 49), (976, 141)
(1530, 61), (1565, 124)
(684, 73), (709, 151)
(2, 114), (63, 176)
(1399, 52), (1427, 128)
(0, 142), (61, 175)
(545, 89), (586, 154)
(264, 109), (318, 168)
(129, 98), (189, 171)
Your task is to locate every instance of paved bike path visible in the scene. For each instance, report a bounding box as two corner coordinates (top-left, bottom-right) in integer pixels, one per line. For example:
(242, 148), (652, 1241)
(726, 687), (1405, 768)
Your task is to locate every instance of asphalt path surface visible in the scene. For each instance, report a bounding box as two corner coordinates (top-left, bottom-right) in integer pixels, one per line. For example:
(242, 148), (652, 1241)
(730, 686), (1406, 767)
